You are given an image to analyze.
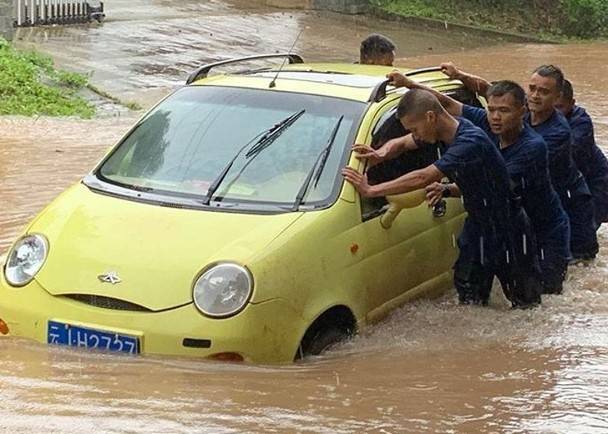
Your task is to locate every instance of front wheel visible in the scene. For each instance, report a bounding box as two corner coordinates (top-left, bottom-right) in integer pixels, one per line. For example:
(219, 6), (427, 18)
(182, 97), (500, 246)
(297, 326), (350, 360)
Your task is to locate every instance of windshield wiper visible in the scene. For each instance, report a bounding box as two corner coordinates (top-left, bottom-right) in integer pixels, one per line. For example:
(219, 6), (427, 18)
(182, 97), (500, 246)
(202, 109), (306, 205)
(292, 115), (344, 211)
(245, 109), (306, 159)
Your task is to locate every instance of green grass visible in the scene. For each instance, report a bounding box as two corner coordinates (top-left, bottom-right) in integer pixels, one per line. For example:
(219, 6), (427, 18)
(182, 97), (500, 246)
(0, 38), (95, 118)
(370, 0), (608, 39)
(86, 83), (143, 111)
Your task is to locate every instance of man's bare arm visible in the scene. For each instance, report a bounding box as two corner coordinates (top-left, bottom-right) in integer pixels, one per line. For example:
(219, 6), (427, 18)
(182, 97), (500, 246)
(447, 184), (462, 197)
(386, 71), (463, 116)
(440, 62), (491, 98)
(352, 133), (418, 166)
(342, 164), (444, 198)
(377, 133), (419, 159)
(425, 182), (462, 206)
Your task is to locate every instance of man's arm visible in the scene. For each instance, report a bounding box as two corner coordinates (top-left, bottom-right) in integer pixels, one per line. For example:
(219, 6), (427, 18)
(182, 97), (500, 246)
(440, 62), (491, 98)
(387, 71), (463, 116)
(570, 114), (595, 162)
(352, 133), (419, 167)
(543, 125), (573, 163)
(425, 182), (462, 206)
(342, 164), (444, 197)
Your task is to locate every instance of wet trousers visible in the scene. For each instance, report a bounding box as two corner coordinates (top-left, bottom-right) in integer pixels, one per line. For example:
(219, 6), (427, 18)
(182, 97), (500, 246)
(453, 212), (542, 308)
(562, 191), (599, 259)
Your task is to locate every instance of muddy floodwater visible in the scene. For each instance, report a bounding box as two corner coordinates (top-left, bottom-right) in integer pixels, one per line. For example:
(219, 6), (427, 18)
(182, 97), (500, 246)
(2, 1), (608, 432)
(13, 0), (497, 106)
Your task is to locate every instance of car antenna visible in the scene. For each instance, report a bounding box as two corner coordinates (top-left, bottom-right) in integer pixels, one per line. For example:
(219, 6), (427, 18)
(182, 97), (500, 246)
(269, 29), (303, 89)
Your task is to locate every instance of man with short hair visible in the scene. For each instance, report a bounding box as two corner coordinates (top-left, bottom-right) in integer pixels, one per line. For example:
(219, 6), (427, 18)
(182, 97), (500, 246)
(556, 79), (608, 228)
(442, 64), (598, 261)
(389, 74), (570, 295)
(342, 89), (542, 308)
(527, 65), (598, 260)
(359, 33), (396, 66)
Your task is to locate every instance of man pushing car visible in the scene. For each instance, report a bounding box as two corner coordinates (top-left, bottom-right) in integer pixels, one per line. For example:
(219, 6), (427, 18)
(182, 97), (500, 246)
(342, 88), (542, 309)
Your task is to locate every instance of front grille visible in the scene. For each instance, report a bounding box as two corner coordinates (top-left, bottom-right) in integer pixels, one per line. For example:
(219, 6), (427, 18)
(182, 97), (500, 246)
(63, 294), (152, 312)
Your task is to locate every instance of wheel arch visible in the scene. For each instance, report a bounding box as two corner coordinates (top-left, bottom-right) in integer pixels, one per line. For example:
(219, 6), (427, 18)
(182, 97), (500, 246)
(295, 304), (358, 360)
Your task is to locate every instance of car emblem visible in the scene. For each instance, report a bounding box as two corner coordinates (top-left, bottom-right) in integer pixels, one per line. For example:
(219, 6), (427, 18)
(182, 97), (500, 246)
(98, 271), (122, 285)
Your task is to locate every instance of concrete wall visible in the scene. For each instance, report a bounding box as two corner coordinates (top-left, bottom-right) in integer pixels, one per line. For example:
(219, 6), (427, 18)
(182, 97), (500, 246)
(0, 0), (14, 40)
(265, 0), (369, 14)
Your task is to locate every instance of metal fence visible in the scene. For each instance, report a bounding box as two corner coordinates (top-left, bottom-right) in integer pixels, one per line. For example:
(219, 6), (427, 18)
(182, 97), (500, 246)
(15, 0), (104, 26)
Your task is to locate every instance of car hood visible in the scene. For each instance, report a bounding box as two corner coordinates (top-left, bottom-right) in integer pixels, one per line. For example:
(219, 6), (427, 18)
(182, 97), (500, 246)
(33, 184), (302, 311)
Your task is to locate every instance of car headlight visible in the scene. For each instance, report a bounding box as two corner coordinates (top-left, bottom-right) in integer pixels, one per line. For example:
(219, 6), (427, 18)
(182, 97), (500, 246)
(4, 234), (49, 287)
(193, 263), (253, 318)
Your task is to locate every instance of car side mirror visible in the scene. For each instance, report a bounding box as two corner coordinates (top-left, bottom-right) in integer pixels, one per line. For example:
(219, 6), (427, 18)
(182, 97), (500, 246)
(380, 189), (427, 229)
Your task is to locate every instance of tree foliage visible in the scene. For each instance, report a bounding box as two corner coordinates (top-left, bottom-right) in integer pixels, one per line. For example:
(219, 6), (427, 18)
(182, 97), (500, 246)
(560, 0), (608, 38)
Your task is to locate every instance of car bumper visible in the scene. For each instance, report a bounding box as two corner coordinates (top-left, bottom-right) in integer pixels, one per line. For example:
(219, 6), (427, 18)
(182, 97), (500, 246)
(0, 274), (306, 364)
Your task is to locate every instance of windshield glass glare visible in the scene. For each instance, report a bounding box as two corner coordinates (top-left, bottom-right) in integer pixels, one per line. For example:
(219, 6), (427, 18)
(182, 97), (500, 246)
(98, 86), (365, 209)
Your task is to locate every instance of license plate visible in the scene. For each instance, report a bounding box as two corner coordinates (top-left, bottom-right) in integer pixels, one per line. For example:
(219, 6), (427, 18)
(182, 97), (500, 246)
(47, 320), (140, 355)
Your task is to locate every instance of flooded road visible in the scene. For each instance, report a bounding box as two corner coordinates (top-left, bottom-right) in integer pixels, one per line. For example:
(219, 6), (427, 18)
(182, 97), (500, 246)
(2, 1), (608, 432)
(13, 0), (495, 107)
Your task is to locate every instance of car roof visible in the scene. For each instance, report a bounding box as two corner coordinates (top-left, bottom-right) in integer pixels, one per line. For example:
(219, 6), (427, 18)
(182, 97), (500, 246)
(191, 62), (461, 103)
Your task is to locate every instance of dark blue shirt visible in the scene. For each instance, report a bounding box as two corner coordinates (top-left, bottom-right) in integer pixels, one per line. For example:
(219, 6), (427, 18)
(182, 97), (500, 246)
(567, 105), (608, 183)
(524, 109), (589, 199)
(462, 105), (570, 245)
(434, 117), (512, 237)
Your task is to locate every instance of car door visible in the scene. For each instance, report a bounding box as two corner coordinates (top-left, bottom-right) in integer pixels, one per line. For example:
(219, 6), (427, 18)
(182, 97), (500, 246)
(346, 96), (466, 322)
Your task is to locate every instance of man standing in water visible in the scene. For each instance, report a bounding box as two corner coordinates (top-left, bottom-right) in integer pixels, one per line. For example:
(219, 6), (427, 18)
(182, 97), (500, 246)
(556, 79), (608, 229)
(526, 66), (598, 261)
(342, 89), (542, 308)
(388, 73), (570, 295)
(359, 33), (396, 66)
(441, 64), (598, 263)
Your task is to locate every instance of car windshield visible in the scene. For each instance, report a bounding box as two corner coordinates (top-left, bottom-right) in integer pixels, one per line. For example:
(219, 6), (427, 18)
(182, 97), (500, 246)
(97, 86), (365, 210)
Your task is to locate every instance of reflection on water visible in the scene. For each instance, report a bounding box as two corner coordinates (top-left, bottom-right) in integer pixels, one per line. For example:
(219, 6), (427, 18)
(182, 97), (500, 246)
(2, 2), (608, 432)
(0, 116), (137, 257)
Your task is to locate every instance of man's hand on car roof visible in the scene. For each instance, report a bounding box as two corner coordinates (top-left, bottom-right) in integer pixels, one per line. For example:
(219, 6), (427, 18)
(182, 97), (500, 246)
(386, 71), (414, 89)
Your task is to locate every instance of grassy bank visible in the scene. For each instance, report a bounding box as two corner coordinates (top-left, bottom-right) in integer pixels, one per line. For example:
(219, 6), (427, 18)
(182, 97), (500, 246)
(0, 38), (95, 118)
(370, 0), (608, 39)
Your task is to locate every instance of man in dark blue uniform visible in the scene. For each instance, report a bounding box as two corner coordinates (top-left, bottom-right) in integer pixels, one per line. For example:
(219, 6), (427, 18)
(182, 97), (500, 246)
(342, 88), (542, 308)
(556, 79), (608, 229)
(526, 66), (598, 260)
(440, 63), (598, 261)
(391, 76), (570, 295)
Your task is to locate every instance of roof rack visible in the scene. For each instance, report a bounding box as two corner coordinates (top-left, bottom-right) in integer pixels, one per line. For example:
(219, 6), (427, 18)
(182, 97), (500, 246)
(368, 66), (445, 103)
(186, 53), (305, 85)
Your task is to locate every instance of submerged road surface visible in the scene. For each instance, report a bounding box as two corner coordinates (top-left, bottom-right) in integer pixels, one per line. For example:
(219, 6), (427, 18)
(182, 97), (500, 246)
(13, 0), (495, 106)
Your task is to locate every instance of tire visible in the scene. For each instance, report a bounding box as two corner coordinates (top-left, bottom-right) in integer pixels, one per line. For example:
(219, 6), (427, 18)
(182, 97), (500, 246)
(299, 326), (349, 359)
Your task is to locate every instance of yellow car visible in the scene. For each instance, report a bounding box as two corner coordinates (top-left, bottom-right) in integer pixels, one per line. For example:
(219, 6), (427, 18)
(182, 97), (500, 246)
(0, 55), (473, 363)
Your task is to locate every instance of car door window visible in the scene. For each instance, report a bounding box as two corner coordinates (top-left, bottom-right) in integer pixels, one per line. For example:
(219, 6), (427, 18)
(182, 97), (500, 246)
(362, 106), (441, 220)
